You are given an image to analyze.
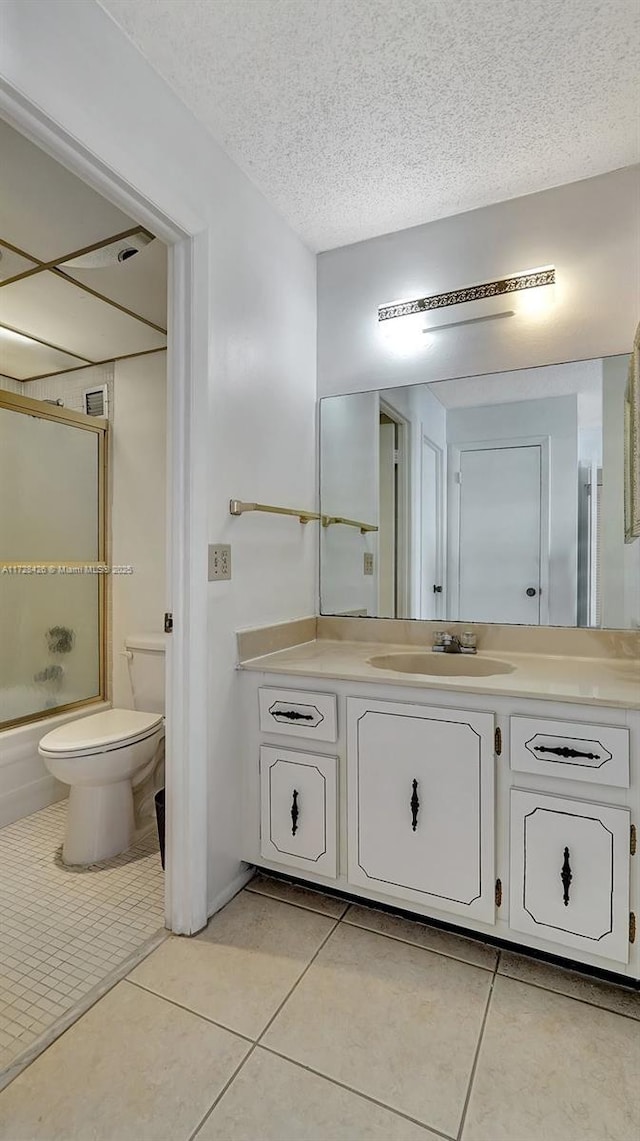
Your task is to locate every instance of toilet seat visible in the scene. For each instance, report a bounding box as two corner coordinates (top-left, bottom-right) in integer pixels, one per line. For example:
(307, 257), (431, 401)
(39, 708), (164, 759)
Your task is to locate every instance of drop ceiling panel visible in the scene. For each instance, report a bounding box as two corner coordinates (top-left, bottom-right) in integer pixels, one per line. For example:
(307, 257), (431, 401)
(0, 272), (167, 360)
(0, 328), (91, 381)
(60, 239), (167, 328)
(0, 120), (137, 262)
(0, 245), (38, 283)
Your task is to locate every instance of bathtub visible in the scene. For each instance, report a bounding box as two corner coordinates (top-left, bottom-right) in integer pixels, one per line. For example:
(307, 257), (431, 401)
(0, 695), (108, 828)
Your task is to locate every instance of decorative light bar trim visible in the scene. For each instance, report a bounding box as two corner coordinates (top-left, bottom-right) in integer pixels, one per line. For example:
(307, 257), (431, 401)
(378, 267), (555, 323)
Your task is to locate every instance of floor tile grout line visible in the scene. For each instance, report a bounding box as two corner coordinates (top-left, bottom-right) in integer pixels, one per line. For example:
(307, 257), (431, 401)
(455, 950), (501, 1141)
(186, 1043), (259, 1141)
(245, 885), (495, 971)
(255, 915), (343, 1046)
(246, 887), (639, 1018)
(244, 882), (349, 920)
(341, 919), (497, 972)
(258, 1042), (457, 1140)
(495, 970), (640, 1022)
(124, 979), (255, 1044)
(184, 915), (343, 1141)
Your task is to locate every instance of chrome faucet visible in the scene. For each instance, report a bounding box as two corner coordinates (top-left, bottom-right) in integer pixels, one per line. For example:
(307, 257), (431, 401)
(442, 633), (461, 653)
(432, 631), (477, 654)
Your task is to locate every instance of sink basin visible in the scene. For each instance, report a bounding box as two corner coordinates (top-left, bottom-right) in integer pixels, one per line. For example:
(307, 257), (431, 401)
(368, 652), (516, 678)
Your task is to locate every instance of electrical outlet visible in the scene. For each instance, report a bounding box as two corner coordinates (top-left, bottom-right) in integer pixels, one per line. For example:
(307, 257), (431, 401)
(363, 552), (374, 576)
(208, 543), (231, 581)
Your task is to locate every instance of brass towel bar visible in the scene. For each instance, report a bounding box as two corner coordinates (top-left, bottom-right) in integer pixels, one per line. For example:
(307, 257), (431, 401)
(321, 515), (378, 534)
(229, 500), (377, 533)
(229, 500), (320, 525)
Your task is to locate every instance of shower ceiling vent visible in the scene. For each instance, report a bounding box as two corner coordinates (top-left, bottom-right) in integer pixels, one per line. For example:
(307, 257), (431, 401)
(61, 231), (153, 270)
(84, 385), (108, 418)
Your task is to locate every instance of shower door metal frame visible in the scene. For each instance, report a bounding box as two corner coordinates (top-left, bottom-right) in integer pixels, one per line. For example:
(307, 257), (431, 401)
(0, 387), (108, 731)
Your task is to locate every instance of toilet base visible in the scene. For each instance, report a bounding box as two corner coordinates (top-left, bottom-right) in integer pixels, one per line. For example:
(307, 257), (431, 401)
(63, 780), (134, 865)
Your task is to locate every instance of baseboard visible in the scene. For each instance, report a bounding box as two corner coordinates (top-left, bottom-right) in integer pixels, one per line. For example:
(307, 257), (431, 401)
(206, 864), (254, 920)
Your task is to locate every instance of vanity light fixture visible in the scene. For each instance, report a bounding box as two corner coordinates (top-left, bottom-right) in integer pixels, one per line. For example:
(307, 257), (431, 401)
(378, 266), (556, 331)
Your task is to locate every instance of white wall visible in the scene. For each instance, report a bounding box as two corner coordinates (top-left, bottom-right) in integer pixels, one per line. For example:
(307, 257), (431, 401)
(447, 396), (579, 626)
(318, 167), (640, 397)
(601, 355), (640, 629)
(110, 353), (166, 708)
(1, 0), (317, 917)
(319, 391), (378, 614)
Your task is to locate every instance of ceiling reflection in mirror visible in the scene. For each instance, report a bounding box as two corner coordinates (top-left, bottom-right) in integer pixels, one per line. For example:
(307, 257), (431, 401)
(319, 354), (639, 629)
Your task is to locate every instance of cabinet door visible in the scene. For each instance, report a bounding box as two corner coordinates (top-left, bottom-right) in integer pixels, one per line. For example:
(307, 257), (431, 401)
(347, 699), (495, 922)
(510, 790), (630, 963)
(260, 746), (337, 877)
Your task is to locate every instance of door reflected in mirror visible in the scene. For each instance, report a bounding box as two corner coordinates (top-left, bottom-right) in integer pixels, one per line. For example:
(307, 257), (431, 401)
(319, 354), (639, 629)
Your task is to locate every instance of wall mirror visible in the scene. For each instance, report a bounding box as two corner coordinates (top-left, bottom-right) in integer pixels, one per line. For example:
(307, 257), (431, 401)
(319, 353), (639, 629)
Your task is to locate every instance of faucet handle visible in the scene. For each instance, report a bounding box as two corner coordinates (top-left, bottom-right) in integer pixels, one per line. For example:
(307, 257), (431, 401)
(460, 630), (477, 653)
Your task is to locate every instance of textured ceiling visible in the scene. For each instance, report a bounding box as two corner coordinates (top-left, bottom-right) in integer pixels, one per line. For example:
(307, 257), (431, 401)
(98, 0), (640, 251)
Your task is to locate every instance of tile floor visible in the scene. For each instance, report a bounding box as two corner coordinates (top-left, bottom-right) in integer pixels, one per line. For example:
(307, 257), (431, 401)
(1, 872), (638, 1141)
(0, 800), (165, 1076)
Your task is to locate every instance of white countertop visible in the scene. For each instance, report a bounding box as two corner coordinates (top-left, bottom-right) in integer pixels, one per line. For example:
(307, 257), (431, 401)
(239, 639), (640, 709)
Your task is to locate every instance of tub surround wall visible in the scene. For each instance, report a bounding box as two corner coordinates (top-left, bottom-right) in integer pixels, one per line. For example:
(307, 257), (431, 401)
(0, 701), (108, 828)
(1, 363), (114, 416)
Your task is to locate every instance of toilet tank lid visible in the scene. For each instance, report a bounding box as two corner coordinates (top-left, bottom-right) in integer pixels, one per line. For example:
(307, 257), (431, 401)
(39, 709), (164, 753)
(125, 633), (166, 653)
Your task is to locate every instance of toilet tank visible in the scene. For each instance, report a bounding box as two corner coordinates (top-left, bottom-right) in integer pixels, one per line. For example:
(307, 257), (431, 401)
(124, 634), (165, 714)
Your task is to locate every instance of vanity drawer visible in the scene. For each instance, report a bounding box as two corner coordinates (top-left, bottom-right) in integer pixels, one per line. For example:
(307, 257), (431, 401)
(259, 746), (337, 877)
(510, 716), (629, 788)
(258, 686), (337, 742)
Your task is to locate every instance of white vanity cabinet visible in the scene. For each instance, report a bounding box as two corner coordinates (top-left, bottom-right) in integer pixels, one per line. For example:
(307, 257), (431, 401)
(241, 667), (638, 980)
(347, 698), (495, 923)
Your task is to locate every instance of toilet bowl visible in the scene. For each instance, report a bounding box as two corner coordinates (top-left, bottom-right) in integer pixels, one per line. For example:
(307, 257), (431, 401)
(39, 708), (164, 865)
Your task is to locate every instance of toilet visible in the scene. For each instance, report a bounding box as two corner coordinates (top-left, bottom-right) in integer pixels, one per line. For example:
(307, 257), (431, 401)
(38, 634), (165, 866)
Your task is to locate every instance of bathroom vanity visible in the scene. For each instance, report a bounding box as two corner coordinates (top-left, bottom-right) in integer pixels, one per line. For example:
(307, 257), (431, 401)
(240, 637), (640, 980)
(238, 343), (640, 980)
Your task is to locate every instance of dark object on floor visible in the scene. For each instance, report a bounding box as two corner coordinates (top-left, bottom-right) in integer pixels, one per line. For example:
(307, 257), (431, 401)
(155, 789), (166, 870)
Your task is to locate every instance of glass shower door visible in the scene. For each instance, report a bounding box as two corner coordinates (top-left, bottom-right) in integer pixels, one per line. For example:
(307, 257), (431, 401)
(0, 391), (106, 728)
